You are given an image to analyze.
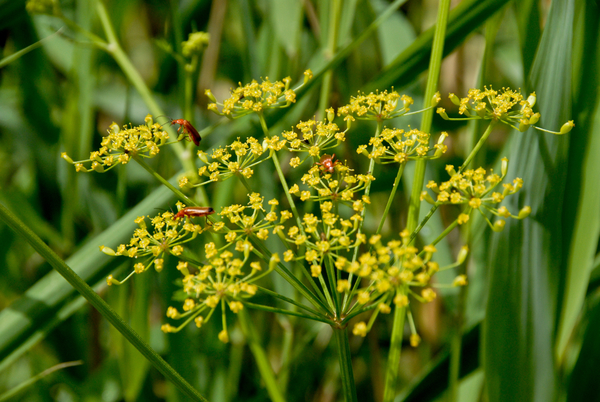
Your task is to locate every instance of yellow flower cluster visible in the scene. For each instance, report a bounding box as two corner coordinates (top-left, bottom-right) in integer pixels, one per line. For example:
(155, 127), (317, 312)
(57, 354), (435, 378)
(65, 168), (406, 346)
(61, 115), (170, 172)
(337, 90), (416, 123)
(289, 162), (374, 204)
(102, 203), (209, 286)
(283, 114), (347, 161)
(218, 193), (289, 243)
(337, 232), (467, 339)
(420, 159), (531, 230)
(161, 242), (269, 342)
(281, 203), (364, 266)
(206, 71), (313, 118)
(436, 87), (574, 134)
(182, 31), (210, 58)
(195, 136), (268, 185)
(357, 128), (448, 164)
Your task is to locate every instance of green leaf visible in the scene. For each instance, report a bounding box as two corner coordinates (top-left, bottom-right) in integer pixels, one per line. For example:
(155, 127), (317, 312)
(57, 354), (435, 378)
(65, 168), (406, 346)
(484, 1), (575, 401)
(567, 296), (600, 401)
(555, 0), (600, 363)
(0, 182), (176, 364)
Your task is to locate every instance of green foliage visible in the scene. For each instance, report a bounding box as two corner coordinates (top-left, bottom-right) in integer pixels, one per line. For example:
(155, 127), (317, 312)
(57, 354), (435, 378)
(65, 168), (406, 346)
(0, 0), (597, 401)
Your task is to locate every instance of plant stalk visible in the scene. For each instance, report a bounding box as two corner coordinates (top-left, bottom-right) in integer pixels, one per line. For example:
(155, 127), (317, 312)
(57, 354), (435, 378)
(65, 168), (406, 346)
(333, 326), (358, 402)
(238, 308), (285, 402)
(383, 304), (407, 402)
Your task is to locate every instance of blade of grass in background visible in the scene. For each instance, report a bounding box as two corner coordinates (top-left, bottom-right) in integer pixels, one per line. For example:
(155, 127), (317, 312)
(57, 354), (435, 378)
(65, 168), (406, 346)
(0, 201), (208, 402)
(555, 0), (600, 364)
(484, 1), (574, 401)
(0, 181), (176, 363)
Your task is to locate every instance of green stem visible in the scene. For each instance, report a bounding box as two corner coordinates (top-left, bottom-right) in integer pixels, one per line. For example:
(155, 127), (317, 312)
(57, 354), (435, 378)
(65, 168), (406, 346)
(95, 1), (196, 174)
(243, 301), (332, 324)
(251, 240), (331, 315)
(383, 304), (406, 402)
(258, 114), (307, 237)
(317, 0), (342, 118)
(333, 327), (358, 402)
(238, 309), (285, 402)
(256, 285), (324, 318)
(408, 204), (439, 245)
(390, 3), (451, 398)
(351, 120), (383, 261)
(459, 121), (496, 173)
(133, 156), (197, 206)
(0, 202), (208, 402)
(376, 162), (406, 235)
(406, 0), (452, 234)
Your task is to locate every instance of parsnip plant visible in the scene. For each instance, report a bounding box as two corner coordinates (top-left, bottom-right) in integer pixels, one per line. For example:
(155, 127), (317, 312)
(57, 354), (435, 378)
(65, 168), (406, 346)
(63, 72), (572, 401)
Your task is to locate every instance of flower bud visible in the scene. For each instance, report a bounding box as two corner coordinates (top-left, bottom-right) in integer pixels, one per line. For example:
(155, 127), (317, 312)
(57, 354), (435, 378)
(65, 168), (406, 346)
(145, 114), (154, 127)
(420, 191), (436, 205)
(492, 220), (506, 232)
(529, 112), (540, 125)
(518, 122), (529, 132)
(197, 150), (209, 164)
(304, 69), (313, 84)
(327, 108), (335, 123)
(560, 120), (575, 135)
(449, 93), (460, 106)
(204, 89), (217, 103)
(109, 122), (120, 135)
(501, 157), (509, 176)
(99, 245), (116, 256)
(61, 152), (74, 164)
(527, 93), (537, 108)
(269, 253), (280, 271)
(432, 92), (441, 106)
(437, 108), (449, 120)
(92, 161), (105, 173)
(518, 206), (532, 219)
(457, 245), (469, 264)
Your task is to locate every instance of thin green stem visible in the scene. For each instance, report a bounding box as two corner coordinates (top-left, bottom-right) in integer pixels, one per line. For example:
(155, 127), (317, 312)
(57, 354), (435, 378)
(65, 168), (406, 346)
(376, 162), (406, 235)
(459, 121), (496, 173)
(0, 202), (208, 402)
(389, 0), (452, 398)
(95, 1), (197, 174)
(243, 301), (333, 325)
(256, 285), (324, 318)
(251, 240), (331, 315)
(408, 204), (439, 245)
(258, 114), (307, 237)
(133, 156), (197, 206)
(406, 0), (452, 234)
(351, 120), (383, 262)
(317, 0), (342, 118)
(333, 327), (358, 402)
(382, 304), (406, 402)
(0, 361), (83, 402)
(324, 256), (341, 314)
(238, 308), (285, 402)
(342, 120), (383, 312)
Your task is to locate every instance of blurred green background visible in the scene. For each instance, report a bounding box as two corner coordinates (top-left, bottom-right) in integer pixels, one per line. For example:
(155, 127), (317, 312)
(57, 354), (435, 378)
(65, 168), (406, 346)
(0, 0), (599, 401)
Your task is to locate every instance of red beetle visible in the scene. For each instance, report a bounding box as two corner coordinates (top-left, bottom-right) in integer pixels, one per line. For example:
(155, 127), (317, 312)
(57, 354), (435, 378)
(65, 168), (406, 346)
(166, 118), (202, 146)
(316, 154), (339, 174)
(174, 207), (215, 220)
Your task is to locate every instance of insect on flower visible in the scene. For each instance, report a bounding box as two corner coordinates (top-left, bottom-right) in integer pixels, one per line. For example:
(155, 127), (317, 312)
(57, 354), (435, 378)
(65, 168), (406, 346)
(174, 206), (215, 220)
(316, 154), (339, 174)
(159, 117), (202, 146)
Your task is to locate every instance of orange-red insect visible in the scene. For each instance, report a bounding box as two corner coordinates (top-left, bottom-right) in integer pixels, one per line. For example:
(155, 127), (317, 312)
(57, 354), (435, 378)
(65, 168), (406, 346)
(316, 154), (339, 174)
(174, 207), (215, 220)
(168, 119), (202, 146)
